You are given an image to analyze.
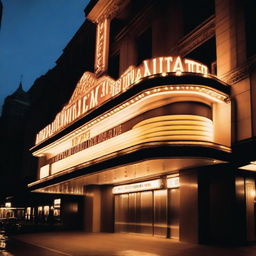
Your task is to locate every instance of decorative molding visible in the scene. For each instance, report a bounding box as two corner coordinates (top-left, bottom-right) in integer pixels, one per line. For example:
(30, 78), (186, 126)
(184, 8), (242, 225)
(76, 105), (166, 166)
(95, 18), (110, 76)
(220, 56), (256, 85)
(97, 0), (128, 22)
(87, 0), (130, 22)
(175, 16), (215, 57)
(220, 66), (249, 85)
(87, 0), (130, 76)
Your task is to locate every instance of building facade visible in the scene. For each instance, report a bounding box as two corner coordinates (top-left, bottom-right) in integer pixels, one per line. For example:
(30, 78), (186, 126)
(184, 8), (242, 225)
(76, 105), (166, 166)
(23, 0), (256, 244)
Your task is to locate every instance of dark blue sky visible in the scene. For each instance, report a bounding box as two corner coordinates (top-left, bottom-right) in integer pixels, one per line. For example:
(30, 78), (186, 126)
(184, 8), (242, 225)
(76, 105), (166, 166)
(0, 0), (89, 111)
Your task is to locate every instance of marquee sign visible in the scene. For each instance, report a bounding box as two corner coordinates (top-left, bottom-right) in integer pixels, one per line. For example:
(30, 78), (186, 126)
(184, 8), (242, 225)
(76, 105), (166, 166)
(49, 124), (122, 164)
(95, 18), (110, 75)
(113, 179), (162, 194)
(35, 56), (209, 145)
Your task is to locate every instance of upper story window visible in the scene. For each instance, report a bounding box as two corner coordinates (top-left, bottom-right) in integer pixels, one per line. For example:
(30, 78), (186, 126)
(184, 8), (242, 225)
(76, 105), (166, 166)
(245, 0), (256, 57)
(136, 27), (152, 65)
(108, 18), (123, 79)
(108, 53), (120, 79)
(182, 0), (215, 35)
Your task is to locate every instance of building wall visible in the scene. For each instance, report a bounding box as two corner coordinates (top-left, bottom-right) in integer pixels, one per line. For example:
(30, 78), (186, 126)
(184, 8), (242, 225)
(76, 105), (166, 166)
(8, 0), (256, 245)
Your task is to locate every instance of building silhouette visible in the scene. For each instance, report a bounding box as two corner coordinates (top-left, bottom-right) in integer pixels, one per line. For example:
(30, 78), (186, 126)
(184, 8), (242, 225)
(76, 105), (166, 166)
(0, 82), (30, 203)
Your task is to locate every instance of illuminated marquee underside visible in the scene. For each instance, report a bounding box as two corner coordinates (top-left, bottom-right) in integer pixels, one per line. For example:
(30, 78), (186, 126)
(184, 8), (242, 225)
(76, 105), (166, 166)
(35, 56), (227, 146)
(36, 113), (219, 177)
(33, 80), (231, 178)
(45, 114), (213, 167)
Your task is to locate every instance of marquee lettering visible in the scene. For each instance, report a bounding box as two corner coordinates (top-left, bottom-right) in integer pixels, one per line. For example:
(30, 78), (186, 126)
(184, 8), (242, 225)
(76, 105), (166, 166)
(35, 56), (208, 145)
(49, 125), (122, 164)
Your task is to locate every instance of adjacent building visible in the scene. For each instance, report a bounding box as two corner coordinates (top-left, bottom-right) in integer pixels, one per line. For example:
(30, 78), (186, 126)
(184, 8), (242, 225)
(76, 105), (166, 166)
(0, 83), (29, 219)
(4, 0), (256, 245)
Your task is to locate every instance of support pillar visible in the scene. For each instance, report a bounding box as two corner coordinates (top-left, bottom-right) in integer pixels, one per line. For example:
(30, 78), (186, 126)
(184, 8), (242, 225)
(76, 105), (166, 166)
(84, 185), (114, 232)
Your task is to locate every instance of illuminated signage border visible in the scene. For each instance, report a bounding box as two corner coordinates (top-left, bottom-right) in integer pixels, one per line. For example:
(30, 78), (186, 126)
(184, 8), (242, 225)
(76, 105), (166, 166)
(113, 179), (162, 194)
(95, 18), (110, 75)
(35, 56), (210, 145)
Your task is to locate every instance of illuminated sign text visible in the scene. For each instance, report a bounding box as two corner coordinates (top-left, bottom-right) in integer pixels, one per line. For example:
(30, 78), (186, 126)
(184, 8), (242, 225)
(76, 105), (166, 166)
(36, 56), (208, 145)
(113, 179), (162, 194)
(95, 18), (110, 75)
(49, 125), (122, 164)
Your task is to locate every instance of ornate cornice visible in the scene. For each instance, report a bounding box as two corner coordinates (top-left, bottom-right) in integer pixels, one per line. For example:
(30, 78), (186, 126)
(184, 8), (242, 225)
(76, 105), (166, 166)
(87, 0), (130, 23)
(175, 16), (215, 57)
(87, 0), (130, 76)
(220, 56), (256, 85)
(220, 66), (249, 85)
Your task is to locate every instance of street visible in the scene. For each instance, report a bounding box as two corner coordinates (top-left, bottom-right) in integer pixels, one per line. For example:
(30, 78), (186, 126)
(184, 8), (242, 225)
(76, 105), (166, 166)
(1, 232), (256, 256)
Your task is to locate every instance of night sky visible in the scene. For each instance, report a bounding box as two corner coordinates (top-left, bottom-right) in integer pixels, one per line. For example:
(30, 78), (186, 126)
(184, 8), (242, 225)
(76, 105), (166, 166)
(0, 0), (89, 112)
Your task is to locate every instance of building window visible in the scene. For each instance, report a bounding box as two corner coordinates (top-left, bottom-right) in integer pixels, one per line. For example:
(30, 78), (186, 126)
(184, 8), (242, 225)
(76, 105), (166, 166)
(108, 53), (120, 79)
(182, 0), (215, 35)
(136, 27), (152, 65)
(245, 0), (256, 57)
(185, 37), (217, 75)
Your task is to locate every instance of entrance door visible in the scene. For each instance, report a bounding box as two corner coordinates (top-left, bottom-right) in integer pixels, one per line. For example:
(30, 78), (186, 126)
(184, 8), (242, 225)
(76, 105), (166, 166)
(115, 189), (175, 238)
(154, 189), (167, 237)
(140, 191), (153, 234)
(128, 193), (137, 233)
(115, 194), (129, 232)
(168, 188), (180, 239)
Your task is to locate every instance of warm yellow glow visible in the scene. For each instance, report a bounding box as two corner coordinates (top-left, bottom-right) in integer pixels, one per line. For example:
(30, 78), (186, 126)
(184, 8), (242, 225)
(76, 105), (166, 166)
(239, 163), (256, 171)
(116, 250), (160, 256)
(40, 164), (50, 179)
(250, 190), (256, 198)
(113, 179), (162, 194)
(95, 18), (110, 75)
(154, 189), (167, 196)
(54, 198), (61, 208)
(167, 177), (180, 188)
(5, 202), (11, 208)
(44, 206), (50, 215)
(33, 84), (227, 158)
(49, 115), (214, 174)
(134, 115), (214, 142)
(34, 56), (215, 145)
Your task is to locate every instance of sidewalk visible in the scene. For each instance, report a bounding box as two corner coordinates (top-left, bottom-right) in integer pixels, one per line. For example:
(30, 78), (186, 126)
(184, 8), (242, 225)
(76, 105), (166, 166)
(8, 232), (256, 256)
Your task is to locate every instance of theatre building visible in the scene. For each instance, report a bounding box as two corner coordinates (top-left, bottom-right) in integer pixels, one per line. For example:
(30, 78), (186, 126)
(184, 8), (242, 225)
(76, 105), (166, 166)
(27, 0), (256, 244)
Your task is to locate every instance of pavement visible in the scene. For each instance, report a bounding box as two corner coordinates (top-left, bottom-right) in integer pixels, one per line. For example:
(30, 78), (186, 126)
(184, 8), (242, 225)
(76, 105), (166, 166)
(2, 232), (256, 256)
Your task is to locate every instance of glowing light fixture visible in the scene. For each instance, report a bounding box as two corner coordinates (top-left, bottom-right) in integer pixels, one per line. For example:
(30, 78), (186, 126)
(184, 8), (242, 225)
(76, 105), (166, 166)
(39, 164), (50, 179)
(54, 199), (61, 208)
(5, 202), (11, 208)
(167, 177), (180, 188)
(239, 161), (256, 171)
